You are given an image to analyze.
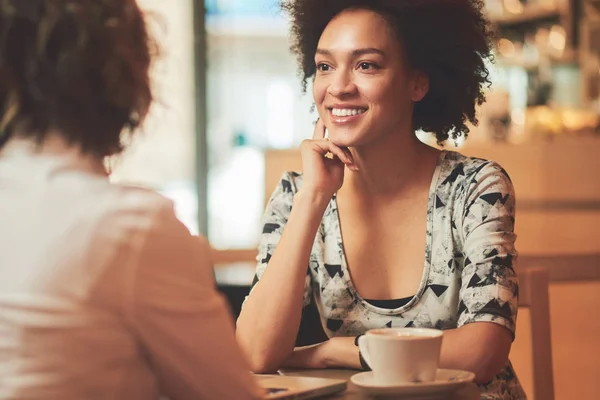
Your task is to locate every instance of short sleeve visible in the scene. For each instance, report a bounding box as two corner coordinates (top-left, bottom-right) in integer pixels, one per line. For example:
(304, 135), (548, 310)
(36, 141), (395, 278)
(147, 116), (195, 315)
(248, 172), (313, 307)
(457, 162), (519, 337)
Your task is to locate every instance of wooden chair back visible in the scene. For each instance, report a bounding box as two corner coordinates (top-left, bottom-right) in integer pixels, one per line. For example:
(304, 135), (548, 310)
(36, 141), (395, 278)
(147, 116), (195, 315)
(517, 267), (555, 400)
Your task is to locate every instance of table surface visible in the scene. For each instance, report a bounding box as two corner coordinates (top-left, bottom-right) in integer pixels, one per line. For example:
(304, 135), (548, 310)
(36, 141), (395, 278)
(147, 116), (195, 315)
(278, 368), (480, 400)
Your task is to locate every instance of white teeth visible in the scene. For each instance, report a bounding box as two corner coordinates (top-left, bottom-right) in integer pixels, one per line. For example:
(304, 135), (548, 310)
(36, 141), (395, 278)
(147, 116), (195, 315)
(331, 108), (366, 117)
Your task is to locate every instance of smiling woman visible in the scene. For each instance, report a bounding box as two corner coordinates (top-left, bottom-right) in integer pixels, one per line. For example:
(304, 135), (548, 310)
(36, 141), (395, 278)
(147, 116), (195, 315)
(311, 9), (429, 149)
(284, 0), (494, 145)
(236, 1), (526, 400)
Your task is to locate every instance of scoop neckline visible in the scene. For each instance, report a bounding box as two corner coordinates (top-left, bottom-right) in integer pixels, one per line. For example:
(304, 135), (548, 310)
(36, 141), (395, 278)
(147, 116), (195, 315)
(329, 150), (446, 315)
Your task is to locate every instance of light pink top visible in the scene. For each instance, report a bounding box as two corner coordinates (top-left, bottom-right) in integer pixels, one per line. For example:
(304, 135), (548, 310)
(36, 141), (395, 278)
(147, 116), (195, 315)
(0, 136), (262, 400)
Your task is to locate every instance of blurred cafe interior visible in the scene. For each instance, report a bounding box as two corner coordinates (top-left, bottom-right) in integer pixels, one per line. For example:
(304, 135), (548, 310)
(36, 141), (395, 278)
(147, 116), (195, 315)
(111, 0), (600, 399)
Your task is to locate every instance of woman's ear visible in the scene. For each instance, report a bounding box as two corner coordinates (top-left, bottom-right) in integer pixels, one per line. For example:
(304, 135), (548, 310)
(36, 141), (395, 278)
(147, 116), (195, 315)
(411, 70), (429, 102)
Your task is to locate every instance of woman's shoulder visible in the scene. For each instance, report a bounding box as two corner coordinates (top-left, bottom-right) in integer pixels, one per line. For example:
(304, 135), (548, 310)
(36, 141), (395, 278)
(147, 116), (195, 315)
(437, 151), (516, 218)
(89, 183), (181, 241)
(440, 150), (513, 186)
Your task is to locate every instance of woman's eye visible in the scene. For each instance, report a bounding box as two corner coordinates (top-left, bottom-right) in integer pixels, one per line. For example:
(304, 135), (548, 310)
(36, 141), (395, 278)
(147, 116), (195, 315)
(359, 62), (378, 70)
(317, 63), (331, 72)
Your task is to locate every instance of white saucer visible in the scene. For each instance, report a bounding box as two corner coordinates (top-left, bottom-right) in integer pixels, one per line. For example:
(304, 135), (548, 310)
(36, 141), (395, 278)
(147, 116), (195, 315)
(351, 368), (475, 398)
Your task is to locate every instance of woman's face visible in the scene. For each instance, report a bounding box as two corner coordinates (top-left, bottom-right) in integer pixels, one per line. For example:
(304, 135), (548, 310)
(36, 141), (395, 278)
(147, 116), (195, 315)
(313, 8), (428, 148)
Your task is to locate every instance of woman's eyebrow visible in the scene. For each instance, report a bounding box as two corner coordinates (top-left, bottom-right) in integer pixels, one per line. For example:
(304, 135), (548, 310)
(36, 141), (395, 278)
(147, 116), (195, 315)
(315, 47), (386, 57)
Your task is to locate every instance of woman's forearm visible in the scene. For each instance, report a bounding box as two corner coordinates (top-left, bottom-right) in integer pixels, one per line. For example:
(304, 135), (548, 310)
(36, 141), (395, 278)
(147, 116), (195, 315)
(282, 337), (361, 370)
(279, 323), (511, 382)
(321, 337), (361, 369)
(439, 324), (512, 384)
(236, 189), (331, 373)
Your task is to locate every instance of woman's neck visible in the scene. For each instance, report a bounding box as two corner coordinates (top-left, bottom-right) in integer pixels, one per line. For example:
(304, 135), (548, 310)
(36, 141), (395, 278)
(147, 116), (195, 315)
(341, 130), (440, 200)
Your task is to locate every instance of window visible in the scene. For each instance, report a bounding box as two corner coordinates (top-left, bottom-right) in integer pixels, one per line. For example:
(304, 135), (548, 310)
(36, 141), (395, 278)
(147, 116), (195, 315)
(206, 1), (315, 248)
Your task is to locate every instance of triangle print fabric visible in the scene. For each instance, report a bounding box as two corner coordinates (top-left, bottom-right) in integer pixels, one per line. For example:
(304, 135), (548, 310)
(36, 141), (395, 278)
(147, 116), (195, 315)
(251, 150), (526, 400)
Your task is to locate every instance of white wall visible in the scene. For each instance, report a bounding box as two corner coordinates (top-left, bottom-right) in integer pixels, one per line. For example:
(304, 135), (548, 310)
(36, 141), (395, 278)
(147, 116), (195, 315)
(110, 0), (196, 189)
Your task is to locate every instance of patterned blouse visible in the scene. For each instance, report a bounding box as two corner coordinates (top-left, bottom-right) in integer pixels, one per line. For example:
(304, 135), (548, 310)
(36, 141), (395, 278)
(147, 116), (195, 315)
(252, 150), (526, 399)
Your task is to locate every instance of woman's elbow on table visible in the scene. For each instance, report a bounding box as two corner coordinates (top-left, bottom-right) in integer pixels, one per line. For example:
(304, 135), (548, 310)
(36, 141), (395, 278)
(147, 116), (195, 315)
(468, 338), (512, 385)
(472, 359), (508, 385)
(245, 351), (285, 374)
(236, 333), (285, 374)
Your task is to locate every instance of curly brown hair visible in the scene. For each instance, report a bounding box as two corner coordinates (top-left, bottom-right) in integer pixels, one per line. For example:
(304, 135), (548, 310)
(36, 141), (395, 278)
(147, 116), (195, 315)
(281, 0), (495, 143)
(0, 0), (155, 157)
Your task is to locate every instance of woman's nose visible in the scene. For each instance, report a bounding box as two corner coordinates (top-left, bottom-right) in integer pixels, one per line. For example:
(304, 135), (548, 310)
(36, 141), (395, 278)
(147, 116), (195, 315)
(327, 70), (357, 98)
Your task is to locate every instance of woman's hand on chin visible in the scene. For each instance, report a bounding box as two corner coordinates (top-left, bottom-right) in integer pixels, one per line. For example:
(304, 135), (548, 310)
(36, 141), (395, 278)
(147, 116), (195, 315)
(300, 119), (357, 199)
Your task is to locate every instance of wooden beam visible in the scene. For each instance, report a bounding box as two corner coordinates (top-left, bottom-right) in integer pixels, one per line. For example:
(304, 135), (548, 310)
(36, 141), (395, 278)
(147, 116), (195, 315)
(519, 253), (600, 282)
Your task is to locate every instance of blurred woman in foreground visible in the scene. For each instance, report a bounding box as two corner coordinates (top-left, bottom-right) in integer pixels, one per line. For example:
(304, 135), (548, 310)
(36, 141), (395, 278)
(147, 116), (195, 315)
(0, 1), (261, 399)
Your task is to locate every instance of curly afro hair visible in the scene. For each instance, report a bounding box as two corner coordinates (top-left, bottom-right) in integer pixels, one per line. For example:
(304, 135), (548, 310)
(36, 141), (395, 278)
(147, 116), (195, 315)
(0, 0), (155, 157)
(281, 0), (495, 144)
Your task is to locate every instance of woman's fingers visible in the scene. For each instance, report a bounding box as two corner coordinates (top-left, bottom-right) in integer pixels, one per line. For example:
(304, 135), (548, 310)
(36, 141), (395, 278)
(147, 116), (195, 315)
(326, 143), (354, 168)
(312, 118), (326, 140)
(340, 147), (354, 165)
(302, 139), (357, 170)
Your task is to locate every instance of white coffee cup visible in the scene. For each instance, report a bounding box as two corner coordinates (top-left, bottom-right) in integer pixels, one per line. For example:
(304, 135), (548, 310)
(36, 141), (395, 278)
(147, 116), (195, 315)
(357, 327), (444, 385)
